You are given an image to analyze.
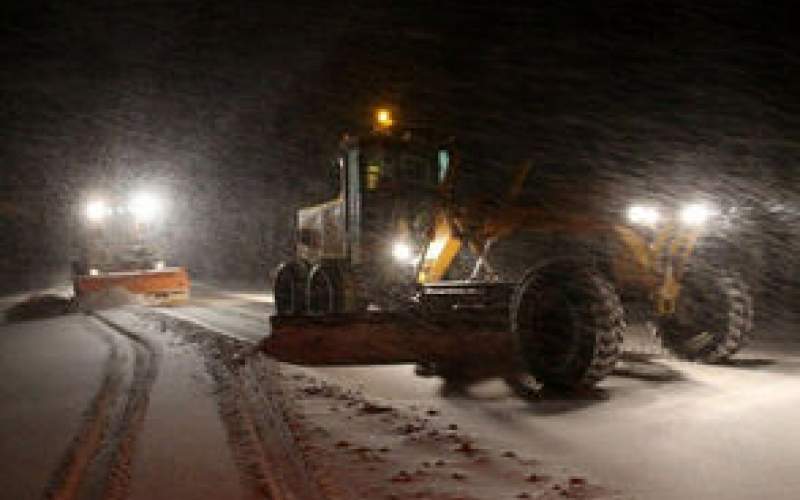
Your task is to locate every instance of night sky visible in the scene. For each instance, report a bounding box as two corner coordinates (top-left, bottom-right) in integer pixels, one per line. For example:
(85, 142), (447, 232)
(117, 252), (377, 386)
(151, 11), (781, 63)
(2, 1), (798, 292)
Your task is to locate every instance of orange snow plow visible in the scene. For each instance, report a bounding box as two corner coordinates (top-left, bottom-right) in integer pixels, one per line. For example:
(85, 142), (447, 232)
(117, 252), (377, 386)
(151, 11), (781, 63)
(73, 189), (190, 307)
(74, 267), (190, 305)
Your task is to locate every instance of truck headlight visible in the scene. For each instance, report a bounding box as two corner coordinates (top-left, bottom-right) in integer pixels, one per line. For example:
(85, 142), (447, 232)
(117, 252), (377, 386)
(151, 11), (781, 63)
(128, 191), (162, 223)
(86, 200), (109, 223)
(392, 241), (413, 262)
(680, 203), (716, 226)
(626, 204), (660, 226)
(392, 240), (420, 266)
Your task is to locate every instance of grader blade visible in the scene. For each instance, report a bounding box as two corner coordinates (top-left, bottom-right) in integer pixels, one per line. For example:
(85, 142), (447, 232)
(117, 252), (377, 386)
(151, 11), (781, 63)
(263, 312), (513, 367)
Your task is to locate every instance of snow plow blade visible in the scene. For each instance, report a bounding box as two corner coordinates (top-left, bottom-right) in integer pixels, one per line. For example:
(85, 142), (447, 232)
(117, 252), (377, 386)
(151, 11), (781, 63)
(74, 267), (190, 306)
(263, 312), (512, 367)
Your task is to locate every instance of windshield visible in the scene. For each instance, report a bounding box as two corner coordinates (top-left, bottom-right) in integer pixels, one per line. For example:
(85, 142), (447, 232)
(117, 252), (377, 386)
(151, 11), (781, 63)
(361, 140), (440, 193)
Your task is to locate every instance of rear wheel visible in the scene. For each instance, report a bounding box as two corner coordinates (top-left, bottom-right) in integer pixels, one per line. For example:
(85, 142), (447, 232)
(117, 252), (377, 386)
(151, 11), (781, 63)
(659, 267), (753, 362)
(273, 260), (309, 315)
(510, 260), (624, 390)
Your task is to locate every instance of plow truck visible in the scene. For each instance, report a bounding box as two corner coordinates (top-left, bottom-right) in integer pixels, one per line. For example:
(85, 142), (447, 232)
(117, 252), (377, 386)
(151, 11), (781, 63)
(263, 109), (754, 391)
(71, 190), (189, 307)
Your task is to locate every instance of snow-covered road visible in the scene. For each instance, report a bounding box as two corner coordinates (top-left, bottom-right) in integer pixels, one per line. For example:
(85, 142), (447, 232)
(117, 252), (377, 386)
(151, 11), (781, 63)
(3, 283), (799, 499)
(172, 283), (800, 500)
(0, 288), (320, 500)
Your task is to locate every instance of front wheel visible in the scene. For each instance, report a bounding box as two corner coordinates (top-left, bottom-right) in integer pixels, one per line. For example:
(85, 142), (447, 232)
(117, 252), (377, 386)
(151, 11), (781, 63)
(659, 267), (754, 363)
(307, 264), (343, 314)
(510, 260), (624, 390)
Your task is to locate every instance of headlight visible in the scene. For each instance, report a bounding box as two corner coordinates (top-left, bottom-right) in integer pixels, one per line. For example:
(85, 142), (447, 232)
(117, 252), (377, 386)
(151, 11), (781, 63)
(85, 200), (109, 222)
(626, 204), (660, 226)
(392, 241), (413, 262)
(680, 203), (716, 226)
(128, 191), (162, 223)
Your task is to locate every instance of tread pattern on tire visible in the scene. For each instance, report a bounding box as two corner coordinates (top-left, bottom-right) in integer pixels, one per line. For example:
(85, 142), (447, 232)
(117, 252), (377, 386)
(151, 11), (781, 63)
(273, 260), (308, 315)
(662, 269), (754, 363)
(307, 263), (342, 314)
(583, 277), (626, 386)
(511, 261), (625, 389)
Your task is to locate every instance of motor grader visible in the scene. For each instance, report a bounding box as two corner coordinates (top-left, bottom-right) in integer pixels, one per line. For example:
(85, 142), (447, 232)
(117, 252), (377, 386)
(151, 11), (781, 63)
(264, 109), (754, 390)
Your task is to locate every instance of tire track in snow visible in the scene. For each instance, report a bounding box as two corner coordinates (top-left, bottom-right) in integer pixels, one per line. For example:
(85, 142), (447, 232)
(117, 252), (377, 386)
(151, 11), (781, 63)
(150, 311), (323, 500)
(154, 306), (264, 343)
(43, 313), (159, 500)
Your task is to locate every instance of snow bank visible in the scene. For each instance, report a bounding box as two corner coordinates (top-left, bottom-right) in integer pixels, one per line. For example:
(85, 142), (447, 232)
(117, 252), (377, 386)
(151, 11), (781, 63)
(4, 294), (72, 322)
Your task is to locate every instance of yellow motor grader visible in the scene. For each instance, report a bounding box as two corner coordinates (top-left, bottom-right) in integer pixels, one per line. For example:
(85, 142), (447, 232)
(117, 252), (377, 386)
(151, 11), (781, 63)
(71, 190), (190, 306)
(265, 109), (753, 390)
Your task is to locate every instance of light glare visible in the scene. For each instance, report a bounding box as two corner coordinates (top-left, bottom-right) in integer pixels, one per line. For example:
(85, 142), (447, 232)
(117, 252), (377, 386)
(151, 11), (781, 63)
(627, 205), (660, 226)
(375, 108), (394, 128)
(681, 203), (715, 226)
(86, 200), (108, 222)
(129, 192), (162, 222)
(392, 241), (412, 262)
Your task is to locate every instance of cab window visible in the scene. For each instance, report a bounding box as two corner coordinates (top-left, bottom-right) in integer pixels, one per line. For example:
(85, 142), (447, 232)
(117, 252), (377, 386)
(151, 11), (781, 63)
(366, 164), (381, 190)
(438, 149), (450, 182)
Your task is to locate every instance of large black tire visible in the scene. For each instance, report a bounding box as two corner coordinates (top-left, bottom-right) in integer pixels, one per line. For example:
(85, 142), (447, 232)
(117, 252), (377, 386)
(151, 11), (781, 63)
(273, 260), (309, 315)
(659, 267), (754, 363)
(510, 260), (624, 390)
(307, 263), (347, 314)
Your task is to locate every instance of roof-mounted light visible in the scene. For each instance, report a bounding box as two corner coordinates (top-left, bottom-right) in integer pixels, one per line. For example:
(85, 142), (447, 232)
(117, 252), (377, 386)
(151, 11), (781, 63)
(375, 108), (394, 129)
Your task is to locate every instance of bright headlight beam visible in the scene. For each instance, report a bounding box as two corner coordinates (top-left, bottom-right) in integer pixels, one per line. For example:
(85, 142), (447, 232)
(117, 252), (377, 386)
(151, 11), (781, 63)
(86, 200), (108, 222)
(627, 205), (660, 226)
(680, 203), (715, 226)
(392, 241), (412, 262)
(128, 192), (162, 223)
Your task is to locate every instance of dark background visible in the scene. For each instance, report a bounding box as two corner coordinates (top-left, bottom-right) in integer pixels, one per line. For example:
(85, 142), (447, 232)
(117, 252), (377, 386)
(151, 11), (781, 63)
(2, 2), (798, 305)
